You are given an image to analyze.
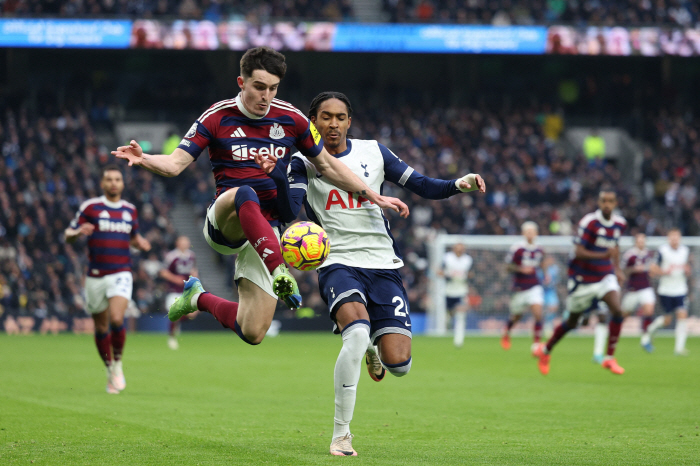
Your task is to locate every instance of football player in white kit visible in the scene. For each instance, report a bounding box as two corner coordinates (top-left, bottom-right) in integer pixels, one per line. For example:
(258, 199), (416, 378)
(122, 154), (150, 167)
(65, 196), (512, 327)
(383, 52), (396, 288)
(256, 92), (485, 456)
(440, 243), (473, 348)
(646, 229), (692, 355)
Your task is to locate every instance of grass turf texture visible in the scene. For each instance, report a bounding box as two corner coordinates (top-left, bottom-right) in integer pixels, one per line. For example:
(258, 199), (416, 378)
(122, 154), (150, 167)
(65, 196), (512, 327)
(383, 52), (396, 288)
(1, 333), (698, 465)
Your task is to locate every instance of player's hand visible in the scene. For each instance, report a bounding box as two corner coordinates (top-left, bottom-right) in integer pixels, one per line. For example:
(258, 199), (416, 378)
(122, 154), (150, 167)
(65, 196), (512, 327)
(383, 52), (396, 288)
(374, 195), (410, 218)
(78, 223), (95, 236)
(112, 140), (144, 166)
(135, 236), (151, 252)
(457, 174), (486, 193)
(254, 152), (277, 174)
(615, 269), (626, 285)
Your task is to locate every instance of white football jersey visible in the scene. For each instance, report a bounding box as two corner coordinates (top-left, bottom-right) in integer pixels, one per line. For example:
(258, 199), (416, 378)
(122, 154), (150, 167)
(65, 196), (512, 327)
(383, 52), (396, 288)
(443, 251), (473, 298)
(657, 243), (690, 296)
(290, 139), (404, 269)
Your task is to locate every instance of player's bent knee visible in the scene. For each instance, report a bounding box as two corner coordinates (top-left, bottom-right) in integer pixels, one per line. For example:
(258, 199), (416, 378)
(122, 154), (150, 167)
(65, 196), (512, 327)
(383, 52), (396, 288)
(232, 185), (260, 215)
(383, 357), (412, 377)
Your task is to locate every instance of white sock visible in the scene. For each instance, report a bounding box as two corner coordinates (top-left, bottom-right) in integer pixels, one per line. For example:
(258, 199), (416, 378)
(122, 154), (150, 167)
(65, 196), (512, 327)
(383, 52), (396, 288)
(333, 322), (370, 440)
(593, 323), (608, 358)
(190, 292), (202, 309)
(675, 319), (688, 353)
(454, 312), (466, 348)
(647, 315), (665, 336)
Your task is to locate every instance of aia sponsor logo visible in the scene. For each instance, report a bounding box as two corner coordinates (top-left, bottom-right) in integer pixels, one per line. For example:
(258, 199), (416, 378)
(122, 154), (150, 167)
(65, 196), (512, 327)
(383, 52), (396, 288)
(325, 189), (373, 210)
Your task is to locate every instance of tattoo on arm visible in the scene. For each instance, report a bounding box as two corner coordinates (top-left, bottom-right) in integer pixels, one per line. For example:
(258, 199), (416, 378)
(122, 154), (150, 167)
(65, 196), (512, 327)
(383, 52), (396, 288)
(361, 190), (367, 195)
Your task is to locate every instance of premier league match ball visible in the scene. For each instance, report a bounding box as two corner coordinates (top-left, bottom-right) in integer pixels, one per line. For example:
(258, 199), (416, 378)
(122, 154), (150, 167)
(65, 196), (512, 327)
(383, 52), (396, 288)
(280, 222), (330, 271)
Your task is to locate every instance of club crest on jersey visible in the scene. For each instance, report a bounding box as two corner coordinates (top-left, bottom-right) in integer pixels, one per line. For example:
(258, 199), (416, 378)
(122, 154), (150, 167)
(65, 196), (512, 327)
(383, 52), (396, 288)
(185, 122), (198, 139)
(269, 123), (285, 140)
(360, 163), (369, 177)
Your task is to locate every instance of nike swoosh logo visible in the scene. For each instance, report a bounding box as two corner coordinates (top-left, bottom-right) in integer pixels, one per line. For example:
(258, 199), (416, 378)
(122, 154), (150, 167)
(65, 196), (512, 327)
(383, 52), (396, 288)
(342, 384), (355, 388)
(405, 322), (411, 327)
(316, 173), (323, 178)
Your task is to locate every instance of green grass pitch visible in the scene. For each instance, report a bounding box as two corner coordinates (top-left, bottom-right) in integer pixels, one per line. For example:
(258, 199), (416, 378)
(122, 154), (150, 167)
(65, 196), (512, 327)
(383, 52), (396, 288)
(1, 332), (698, 465)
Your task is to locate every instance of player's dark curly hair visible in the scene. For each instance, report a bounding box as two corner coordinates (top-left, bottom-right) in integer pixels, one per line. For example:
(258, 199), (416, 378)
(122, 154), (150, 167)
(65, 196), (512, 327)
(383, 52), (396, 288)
(308, 91), (353, 119)
(240, 46), (287, 79)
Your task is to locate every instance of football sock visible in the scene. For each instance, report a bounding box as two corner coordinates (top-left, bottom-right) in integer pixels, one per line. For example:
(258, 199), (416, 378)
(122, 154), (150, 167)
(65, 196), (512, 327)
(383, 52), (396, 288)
(454, 312), (466, 347)
(647, 315), (665, 336)
(383, 357), (412, 377)
(197, 293), (251, 342)
(606, 316), (624, 357)
(333, 320), (370, 440)
(169, 321), (179, 337)
(546, 322), (571, 353)
(641, 316), (654, 333)
(506, 318), (515, 333)
(95, 331), (113, 366)
(110, 324), (126, 361)
(234, 185), (284, 274)
(533, 320), (543, 343)
(593, 322), (608, 358)
(675, 318), (688, 353)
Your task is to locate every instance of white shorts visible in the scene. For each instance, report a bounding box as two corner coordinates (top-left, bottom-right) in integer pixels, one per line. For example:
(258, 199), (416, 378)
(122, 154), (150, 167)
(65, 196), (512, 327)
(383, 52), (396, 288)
(566, 274), (620, 314)
(510, 285), (544, 315)
(84, 271), (133, 314)
(203, 202), (277, 299)
(621, 287), (656, 313)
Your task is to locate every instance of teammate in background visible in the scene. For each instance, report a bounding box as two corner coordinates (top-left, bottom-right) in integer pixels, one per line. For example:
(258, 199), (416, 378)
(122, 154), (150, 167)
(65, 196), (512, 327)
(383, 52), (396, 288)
(256, 92), (485, 456)
(532, 190), (627, 375)
(502, 222), (545, 350)
(539, 255), (560, 336)
(620, 233), (657, 352)
(160, 236), (198, 350)
(113, 47), (407, 348)
(64, 165), (151, 394)
(645, 229), (692, 355)
(441, 243), (473, 348)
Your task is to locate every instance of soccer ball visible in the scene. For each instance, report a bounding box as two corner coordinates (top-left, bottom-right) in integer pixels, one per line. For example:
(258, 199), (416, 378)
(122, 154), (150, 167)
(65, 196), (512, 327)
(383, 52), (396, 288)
(280, 222), (330, 271)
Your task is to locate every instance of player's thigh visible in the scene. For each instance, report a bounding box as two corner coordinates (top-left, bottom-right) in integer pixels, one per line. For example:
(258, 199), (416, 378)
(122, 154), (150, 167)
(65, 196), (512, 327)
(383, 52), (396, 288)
(364, 269), (412, 346)
(378, 333), (412, 364)
(212, 188), (246, 243)
(236, 277), (278, 333)
(335, 301), (370, 333)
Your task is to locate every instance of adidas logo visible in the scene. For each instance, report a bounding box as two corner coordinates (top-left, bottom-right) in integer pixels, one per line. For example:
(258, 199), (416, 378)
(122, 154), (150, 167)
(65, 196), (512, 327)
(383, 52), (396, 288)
(261, 248), (274, 259)
(231, 128), (247, 138)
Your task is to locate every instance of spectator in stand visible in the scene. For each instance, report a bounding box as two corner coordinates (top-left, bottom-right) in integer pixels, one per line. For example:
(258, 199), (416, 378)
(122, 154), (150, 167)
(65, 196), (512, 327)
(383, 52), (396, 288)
(583, 129), (606, 166)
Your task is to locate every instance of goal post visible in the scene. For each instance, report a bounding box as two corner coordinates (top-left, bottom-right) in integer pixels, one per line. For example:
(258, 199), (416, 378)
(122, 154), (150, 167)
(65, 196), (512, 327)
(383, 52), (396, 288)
(426, 235), (700, 336)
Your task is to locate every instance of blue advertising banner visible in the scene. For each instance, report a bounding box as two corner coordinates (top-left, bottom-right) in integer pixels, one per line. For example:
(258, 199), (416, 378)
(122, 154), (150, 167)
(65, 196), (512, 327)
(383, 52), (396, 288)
(0, 19), (132, 48)
(332, 24), (548, 54)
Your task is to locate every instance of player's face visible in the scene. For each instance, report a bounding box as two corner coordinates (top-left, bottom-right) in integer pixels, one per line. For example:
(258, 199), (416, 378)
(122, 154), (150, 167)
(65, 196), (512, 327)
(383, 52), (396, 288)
(176, 236), (190, 251)
(635, 233), (646, 249)
(598, 192), (617, 217)
(453, 244), (465, 256)
(668, 230), (681, 248)
(101, 170), (124, 198)
(237, 70), (280, 117)
(310, 98), (351, 151)
(523, 226), (537, 242)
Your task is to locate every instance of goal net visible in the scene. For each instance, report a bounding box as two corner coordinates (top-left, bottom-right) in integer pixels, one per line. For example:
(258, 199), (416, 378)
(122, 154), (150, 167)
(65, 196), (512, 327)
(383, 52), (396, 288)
(426, 235), (700, 336)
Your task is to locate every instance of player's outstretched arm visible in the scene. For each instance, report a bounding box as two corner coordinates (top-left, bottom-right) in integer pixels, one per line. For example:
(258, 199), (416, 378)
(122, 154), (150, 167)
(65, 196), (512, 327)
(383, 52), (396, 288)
(380, 143), (485, 199)
(310, 148), (409, 218)
(112, 141), (194, 177)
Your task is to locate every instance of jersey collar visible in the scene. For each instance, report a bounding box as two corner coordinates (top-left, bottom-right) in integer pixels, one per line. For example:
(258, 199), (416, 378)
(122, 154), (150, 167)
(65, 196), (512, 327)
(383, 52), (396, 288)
(236, 93), (270, 120)
(595, 209), (615, 227)
(100, 195), (122, 209)
(331, 139), (352, 158)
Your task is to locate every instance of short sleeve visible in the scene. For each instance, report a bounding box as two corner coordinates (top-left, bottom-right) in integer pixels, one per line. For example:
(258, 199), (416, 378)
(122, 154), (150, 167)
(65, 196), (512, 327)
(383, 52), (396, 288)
(69, 204), (91, 229)
(177, 119), (215, 160)
(130, 208), (140, 237)
(575, 219), (595, 247)
(293, 118), (323, 159)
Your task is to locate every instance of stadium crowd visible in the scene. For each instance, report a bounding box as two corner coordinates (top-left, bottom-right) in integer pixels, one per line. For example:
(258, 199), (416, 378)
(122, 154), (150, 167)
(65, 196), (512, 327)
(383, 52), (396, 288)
(384, 0), (699, 26)
(1, 0), (355, 21)
(0, 101), (176, 332)
(1, 94), (698, 328)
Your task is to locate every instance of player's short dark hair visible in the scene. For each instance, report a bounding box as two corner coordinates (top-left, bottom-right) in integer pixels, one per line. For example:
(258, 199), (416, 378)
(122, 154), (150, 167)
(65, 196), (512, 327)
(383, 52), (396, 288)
(240, 47), (287, 80)
(102, 164), (123, 178)
(599, 189), (617, 198)
(308, 92), (353, 119)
